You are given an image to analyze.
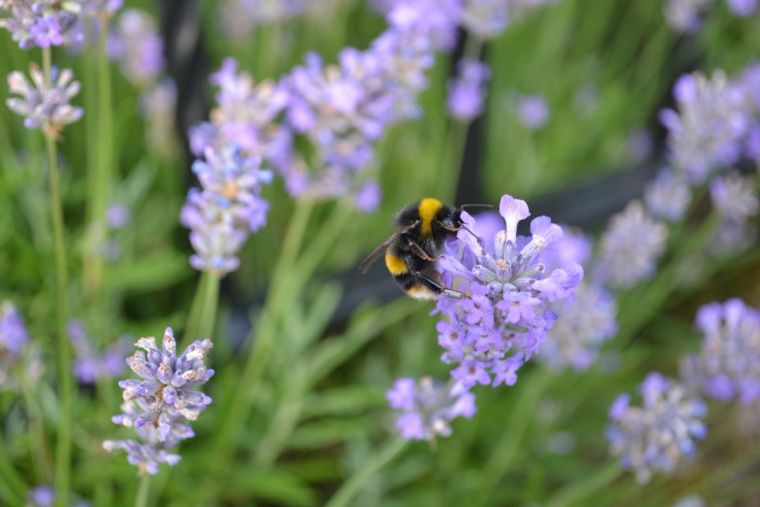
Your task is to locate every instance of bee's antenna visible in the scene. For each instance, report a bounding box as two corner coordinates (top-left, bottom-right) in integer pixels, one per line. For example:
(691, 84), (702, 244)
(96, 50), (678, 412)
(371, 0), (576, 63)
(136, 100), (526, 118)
(459, 203), (493, 210)
(459, 224), (479, 239)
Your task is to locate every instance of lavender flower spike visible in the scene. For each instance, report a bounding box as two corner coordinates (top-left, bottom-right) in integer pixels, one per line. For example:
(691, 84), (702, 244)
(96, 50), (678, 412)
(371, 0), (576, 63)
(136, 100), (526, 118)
(0, 300), (30, 390)
(387, 377), (476, 441)
(104, 327), (214, 474)
(599, 201), (667, 289)
(607, 372), (707, 483)
(447, 58), (490, 121)
(0, 0), (87, 49)
(691, 299), (760, 404)
(436, 194), (583, 388)
(6, 64), (83, 137)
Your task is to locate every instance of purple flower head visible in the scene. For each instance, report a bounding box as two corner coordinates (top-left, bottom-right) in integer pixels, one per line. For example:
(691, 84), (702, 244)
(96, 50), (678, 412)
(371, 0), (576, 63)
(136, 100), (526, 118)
(104, 327), (214, 475)
(27, 486), (54, 507)
(690, 299), (760, 404)
(140, 79), (178, 158)
(598, 201), (668, 289)
(385, 0), (461, 51)
(644, 169), (693, 223)
(6, 63), (83, 137)
(627, 128), (653, 162)
(387, 377), (476, 441)
(710, 171), (758, 224)
(516, 94), (549, 130)
(1, 300), (31, 391)
(664, 0), (712, 32)
(106, 203), (131, 229)
(606, 372), (707, 483)
(110, 9), (163, 87)
(660, 71), (751, 183)
(181, 145), (272, 275)
(727, 0), (758, 16)
(354, 181), (382, 212)
(447, 58), (490, 121)
(0, 0), (86, 49)
(461, 0), (509, 39)
(435, 194), (583, 388)
(68, 319), (130, 384)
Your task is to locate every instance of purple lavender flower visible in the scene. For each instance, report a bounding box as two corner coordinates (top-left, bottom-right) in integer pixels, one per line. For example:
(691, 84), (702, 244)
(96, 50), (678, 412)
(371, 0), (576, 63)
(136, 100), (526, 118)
(727, 0), (758, 16)
(644, 169), (693, 223)
(1, 300), (31, 390)
(516, 94), (549, 130)
(384, 0), (461, 51)
(598, 201), (668, 289)
(660, 71), (751, 183)
(109, 9), (164, 87)
(709, 172), (758, 256)
(627, 128), (653, 162)
(68, 320), (130, 384)
(103, 327), (214, 474)
(181, 145), (273, 275)
(447, 58), (490, 121)
(27, 486), (55, 507)
(6, 64), (83, 137)
(435, 195), (583, 388)
(689, 299), (760, 404)
(664, 0), (713, 32)
(607, 372), (707, 483)
(140, 79), (178, 158)
(386, 377), (476, 441)
(0, 0), (86, 49)
(460, 0), (509, 39)
(219, 0), (308, 38)
(106, 203), (131, 229)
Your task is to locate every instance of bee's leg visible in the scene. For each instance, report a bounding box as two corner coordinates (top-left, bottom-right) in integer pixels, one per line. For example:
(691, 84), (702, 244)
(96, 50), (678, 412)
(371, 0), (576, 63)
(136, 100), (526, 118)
(407, 240), (437, 261)
(415, 273), (465, 299)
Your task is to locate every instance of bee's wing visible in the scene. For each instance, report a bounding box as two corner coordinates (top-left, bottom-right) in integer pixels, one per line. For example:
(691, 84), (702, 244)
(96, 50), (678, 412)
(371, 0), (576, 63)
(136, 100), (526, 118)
(359, 221), (418, 273)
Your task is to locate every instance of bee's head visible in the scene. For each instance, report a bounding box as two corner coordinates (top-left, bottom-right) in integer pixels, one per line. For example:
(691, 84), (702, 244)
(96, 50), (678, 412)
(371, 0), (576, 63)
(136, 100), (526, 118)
(435, 203), (491, 235)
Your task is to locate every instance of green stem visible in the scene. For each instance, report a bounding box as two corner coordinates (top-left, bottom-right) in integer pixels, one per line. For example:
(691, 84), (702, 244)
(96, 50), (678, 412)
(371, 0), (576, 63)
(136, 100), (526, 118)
(84, 23), (113, 301)
(134, 475), (150, 507)
(23, 382), (52, 483)
(42, 46), (72, 507)
(325, 437), (409, 507)
(545, 463), (621, 507)
(184, 270), (221, 342)
(0, 422), (26, 506)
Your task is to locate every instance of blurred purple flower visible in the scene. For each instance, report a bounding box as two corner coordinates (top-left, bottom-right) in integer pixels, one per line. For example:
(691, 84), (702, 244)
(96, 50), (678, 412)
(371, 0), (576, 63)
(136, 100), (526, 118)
(516, 94), (549, 130)
(68, 319), (131, 384)
(27, 486), (54, 507)
(104, 327), (214, 475)
(607, 372), (707, 483)
(660, 71), (751, 183)
(140, 79), (178, 158)
(664, 0), (712, 32)
(727, 0), (758, 15)
(598, 201), (668, 289)
(709, 171), (758, 256)
(627, 128), (653, 162)
(447, 58), (490, 121)
(109, 9), (163, 87)
(6, 63), (83, 136)
(181, 145), (272, 275)
(644, 169), (692, 222)
(0, 0), (86, 49)
(435, 194), (583, 388)
(387, 377), (476, 441)
(106, 203), (131, 229)
(354, 181), (382, 212)
(691, 299), (760, 404)
(461, 0), (509, 39)
(1, 300), (30, 390)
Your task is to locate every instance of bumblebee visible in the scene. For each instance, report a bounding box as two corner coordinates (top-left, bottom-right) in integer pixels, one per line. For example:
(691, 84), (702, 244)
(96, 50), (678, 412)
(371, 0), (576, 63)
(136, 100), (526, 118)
(360, 198), (483, 300)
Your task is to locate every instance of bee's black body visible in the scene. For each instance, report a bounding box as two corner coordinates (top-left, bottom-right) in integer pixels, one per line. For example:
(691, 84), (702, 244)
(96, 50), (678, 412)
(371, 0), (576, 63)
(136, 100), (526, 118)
(360, 198), (466, 300)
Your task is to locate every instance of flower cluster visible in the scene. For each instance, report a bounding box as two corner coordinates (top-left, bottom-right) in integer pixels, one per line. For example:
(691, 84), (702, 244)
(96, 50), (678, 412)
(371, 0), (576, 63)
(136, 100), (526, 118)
(663, 0), (712, 32)
(607, 372), (707, 483)
(660, 71), (752, 183)
(447, 58), (490, 121)
(103, 327), (214, 475)
(687, 299), (760, 404)
(516, 93), (549, 130)
(109, 8), (164, 87)
(644, 169), (693, 223)
(68, 320), (130, 385)
(598, 201), (668, 289)
(6, 63), (83, 136)
(180, 145), (273, 275)
(709, 171), (759, 256)
(0, 0), (88, 49)
(386, 377), (476, 441)
(0, 301), (30, 390)
(435, 194), (583, 388)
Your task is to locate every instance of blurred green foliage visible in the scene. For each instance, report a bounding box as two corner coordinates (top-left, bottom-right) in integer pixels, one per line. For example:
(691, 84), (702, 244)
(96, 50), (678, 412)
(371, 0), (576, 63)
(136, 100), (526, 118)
(1, 0), (760, 506)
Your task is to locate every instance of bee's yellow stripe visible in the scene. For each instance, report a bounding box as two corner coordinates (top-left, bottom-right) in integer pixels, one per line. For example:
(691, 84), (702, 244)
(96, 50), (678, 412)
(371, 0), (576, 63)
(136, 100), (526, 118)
(385, 252), (407, 275)
(418, 198), (442, 237)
